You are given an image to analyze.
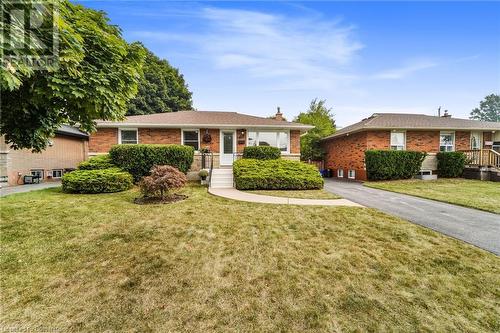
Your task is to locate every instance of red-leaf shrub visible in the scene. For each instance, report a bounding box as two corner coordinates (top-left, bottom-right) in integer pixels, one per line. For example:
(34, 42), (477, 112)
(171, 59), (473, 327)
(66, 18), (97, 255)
(139, 165), (187, 199)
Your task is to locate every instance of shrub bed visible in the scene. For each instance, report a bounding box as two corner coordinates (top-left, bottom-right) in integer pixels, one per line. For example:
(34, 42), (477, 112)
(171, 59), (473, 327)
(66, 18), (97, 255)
(109, 144), (194, 181)
(62, 168), (133, 194)
(77, 154), (115, 170)
(233, 159), (323, 190)
(437, 152), (467, 178)
(242, 146), (281, 160)
(365, 150), (427, 181)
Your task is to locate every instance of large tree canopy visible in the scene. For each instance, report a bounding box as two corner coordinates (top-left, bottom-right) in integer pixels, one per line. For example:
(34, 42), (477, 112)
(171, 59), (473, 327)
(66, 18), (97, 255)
(127, 47), (192, 115)
(295, 99), (336, 161)
(470, 94), (500, 122)
(1, 0), (145, 151)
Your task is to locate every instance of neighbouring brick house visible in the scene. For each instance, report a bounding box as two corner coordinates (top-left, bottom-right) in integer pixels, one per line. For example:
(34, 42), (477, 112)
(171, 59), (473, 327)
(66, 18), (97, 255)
(0, 125), (89, 186)
(90, 110), (312, 178)
(321, 113), (500, 181)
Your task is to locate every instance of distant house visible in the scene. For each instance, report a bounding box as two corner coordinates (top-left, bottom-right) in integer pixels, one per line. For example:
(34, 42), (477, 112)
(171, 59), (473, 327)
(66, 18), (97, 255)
(0, 125), (89, 186)
(89, 110), (312, 178)
(321, 113), (500, 181)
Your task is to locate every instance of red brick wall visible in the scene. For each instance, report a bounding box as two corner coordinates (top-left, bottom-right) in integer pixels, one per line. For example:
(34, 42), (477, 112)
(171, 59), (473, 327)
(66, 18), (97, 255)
(89, 128), (118, 153)
(139, 128), (180, 145)
(290, 130), (301, 154)
(483, 132), (492, 148)
(406, 130), (440, 153)
(236, 129), (246, 153)
(455, 131), (471, 151)
(323, 131), (368, 180)
(366, 131), (390, 149)
(200, 128), (220, 153)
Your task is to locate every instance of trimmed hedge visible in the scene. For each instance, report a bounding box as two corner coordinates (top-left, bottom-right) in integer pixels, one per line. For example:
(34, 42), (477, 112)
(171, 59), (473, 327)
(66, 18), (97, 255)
(243, 146), (281, 160)
(109, 144), (195, 181)
(365, 150), (427, 181)
(437, 152), (467, 178)
(77, 154), (115, 170)
(62, 168), (133, 194)
(233, 159), (323, 190)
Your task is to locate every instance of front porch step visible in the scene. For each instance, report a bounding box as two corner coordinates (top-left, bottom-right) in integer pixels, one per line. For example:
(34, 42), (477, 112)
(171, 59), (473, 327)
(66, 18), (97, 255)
(210, 168), (234, 189)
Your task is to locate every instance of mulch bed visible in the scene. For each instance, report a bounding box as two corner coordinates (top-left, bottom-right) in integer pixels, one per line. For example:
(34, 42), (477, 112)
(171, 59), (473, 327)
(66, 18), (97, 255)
(133, 194), (188, 205)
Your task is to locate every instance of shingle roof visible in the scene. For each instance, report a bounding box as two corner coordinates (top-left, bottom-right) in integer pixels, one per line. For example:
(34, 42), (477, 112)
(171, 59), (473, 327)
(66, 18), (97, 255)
(322, 113), (500, 140)
(55, 125), (88, 139)
(96, 111), (313, 130)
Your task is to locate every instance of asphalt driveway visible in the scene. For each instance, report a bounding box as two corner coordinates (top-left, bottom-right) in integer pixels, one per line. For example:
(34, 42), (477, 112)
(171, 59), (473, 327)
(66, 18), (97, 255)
(324, 179), (500, 255)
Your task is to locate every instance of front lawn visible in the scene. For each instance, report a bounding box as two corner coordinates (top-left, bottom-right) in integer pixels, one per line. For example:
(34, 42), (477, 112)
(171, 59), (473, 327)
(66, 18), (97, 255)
(365, 179), (500, 214)
(245, 189), (341, 199)
(1, 185), (499, 332)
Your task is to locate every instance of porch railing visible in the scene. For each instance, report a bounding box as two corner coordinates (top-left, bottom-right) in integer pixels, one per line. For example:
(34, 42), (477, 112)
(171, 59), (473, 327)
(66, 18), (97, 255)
(460, 149), (500, 169)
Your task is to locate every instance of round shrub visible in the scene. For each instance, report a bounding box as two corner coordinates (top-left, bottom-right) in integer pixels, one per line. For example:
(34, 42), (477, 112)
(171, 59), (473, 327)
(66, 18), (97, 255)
(62, 168), (133, 194)
(437, 152), (467, 178)
(365, 150), (427, 181)
(77, 154), (115, 170)
(243, 146), (281, 160)
(139, 165), (187, 199)
(109, 144), (195, 182)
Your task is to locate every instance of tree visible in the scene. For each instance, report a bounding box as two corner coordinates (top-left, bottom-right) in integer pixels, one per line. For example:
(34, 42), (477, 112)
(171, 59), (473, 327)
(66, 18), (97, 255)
(295, 99), (336, 161)
(470, 94), (500, 122)
(127, 47), (192, 115)
(1, 0), (145, 151)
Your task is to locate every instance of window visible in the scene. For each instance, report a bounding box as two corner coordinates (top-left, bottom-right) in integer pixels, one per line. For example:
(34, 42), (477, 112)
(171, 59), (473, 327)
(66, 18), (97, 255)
(348, 170), (356, 179)
(390, 131), (405, 150)
(31, 169), (44, 179)
(337, 169), (344, 178)
(471, 132), (481, 150)
(440, 132), (455, 152)
(246, 131), (289, 153)
(119, 129), (138, 144)
(51, 169), (63, 178)
(182, 130), (199, 150)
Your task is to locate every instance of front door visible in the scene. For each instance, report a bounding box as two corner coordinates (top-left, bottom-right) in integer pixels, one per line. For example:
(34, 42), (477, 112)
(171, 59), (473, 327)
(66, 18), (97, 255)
(220, 131), (235, 165)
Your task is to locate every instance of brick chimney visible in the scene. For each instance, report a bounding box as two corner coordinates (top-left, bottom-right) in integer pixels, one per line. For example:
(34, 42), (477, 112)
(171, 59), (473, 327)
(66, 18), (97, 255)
(442, 110), (452, 118)
(275, 106), (284, 121)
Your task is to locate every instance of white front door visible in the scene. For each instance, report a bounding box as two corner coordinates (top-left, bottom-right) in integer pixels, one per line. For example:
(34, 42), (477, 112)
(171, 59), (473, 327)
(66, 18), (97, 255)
(220, 131), (236, 165)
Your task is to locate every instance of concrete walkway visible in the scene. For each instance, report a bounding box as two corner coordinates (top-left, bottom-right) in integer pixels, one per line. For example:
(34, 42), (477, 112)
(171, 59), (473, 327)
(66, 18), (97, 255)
(324, 179), (500, 255)
(0, 181), (61, 197)
(209, 188), (363, 207)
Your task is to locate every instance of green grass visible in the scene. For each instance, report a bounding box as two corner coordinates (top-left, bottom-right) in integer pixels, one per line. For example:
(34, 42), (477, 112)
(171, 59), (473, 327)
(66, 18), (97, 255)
(1, 185), (499, 332)
(365, 178), (500, 214)
(245, 189), (341, 199)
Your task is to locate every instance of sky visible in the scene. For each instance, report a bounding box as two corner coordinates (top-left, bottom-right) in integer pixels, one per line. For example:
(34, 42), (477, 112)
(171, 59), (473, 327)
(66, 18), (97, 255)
(81, 1), (500, 127)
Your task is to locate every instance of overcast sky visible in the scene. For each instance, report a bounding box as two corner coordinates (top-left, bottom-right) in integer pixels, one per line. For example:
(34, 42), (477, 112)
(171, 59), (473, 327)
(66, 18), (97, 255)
(82, 1), (500, 127)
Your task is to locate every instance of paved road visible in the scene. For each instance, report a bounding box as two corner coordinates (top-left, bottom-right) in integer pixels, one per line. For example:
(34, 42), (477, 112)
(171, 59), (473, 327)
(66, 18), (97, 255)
(0, 181), (61, 197)
(324, 179), (500, 255)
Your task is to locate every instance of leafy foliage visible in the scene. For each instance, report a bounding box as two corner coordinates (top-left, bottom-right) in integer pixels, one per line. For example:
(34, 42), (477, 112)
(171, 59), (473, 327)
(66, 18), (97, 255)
(109, 144), (194, 181)
(77, 155), (115, 170)
(295, 99), (336, 161)
(1, 0), (145, 151)
(242, 146), (281, 160)
(62, 168), (133, 193)
(437, 152), (467, 178)
(233, 159), (323, 190)
(139, 165), (187, 199)
(127, 47), (192, 115)
(470, 94), (500, 122)
(365, 150), (427, 181)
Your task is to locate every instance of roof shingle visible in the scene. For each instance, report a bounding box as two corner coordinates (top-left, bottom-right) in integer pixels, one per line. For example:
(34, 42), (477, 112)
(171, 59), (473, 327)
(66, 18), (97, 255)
(323, 113), (500, 140)
(96, 111), (313, 130)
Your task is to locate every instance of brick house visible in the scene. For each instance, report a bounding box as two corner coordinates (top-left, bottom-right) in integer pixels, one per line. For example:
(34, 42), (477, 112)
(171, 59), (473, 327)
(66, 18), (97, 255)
(89, 110), (312, 178)
(0, 125), (89, 186)
(321, 113), (500, 181)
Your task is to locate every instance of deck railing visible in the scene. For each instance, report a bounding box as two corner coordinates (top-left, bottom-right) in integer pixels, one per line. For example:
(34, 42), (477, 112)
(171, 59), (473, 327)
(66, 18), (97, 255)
(460, 149), (500, 169)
